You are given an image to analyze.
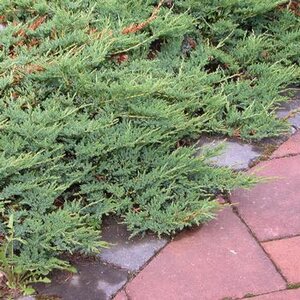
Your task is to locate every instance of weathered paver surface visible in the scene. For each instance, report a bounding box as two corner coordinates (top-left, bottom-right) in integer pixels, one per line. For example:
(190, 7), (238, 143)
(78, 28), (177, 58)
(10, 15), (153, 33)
(124, 207), (285, 300)
(231, 155), (300, 241)
(245, 289), (300, 299)
(263, 236), (300, 284)
(36, 260), (129, 300)
(196, 136), (261, 170)
(99, 217), (168, 271)
(271, 132), (300, 158)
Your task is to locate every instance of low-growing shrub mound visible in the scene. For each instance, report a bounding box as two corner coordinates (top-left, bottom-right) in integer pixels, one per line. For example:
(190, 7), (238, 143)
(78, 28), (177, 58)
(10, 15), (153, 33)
(0, 0), (299, 295)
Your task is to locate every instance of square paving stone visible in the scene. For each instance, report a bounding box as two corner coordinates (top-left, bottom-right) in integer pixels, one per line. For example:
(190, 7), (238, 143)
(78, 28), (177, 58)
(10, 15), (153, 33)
(271, 132), (300, 158)
(246, 288), (300, 299)
(262, 236), (300, 284)
(195, 136), (261, 170)
(125, 207), (285, 300)
(231, 156), (300, 241)
(36, 259), (128, 300)
(98, 217), (168, 272)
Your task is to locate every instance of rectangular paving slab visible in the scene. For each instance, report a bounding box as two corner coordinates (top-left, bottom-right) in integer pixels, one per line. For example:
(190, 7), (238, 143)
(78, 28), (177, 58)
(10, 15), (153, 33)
(195, 136), (261, 170)
(125, 207), (285, 300)
(262, 236), (300, 284)
(231, 155), (300, 241)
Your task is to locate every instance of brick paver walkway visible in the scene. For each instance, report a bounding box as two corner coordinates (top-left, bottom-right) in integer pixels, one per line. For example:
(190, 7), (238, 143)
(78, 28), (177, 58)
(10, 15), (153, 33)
(114, 132), (300, 300)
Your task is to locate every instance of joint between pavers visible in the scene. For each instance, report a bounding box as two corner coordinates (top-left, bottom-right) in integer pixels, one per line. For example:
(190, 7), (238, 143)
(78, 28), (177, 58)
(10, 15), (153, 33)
(110, 289), (129, 300)
(111, 284), (129, 300)
(261, 233), (300, 243)
(287, 283), (300, 290)
(110, 274), (133, 300)
(269, 151), (300, 161)
(131, 236), (171, 272)
(228, 201), (289, 285)
(291, 125), (298, 131)
(110, 238), (171, 299)
(236, 288), (290, 299)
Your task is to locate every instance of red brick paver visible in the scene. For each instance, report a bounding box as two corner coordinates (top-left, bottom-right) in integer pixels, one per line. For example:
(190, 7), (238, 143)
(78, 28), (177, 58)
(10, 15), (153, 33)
(246, 288), (300, 299)
(125, 207), (285, 300)
(271, 132), (300, 158)
(262, 236), (300, 284)
(231, 156), (300, 241)
(118, 134), (300, 300)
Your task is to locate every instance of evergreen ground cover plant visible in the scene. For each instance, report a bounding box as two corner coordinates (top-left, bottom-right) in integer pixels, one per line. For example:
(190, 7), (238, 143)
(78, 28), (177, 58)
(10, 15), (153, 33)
(0, 0), (299, 296)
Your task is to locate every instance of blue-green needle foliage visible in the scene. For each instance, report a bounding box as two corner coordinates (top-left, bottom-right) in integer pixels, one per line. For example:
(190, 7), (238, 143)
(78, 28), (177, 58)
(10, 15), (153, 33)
(0, 0), (298, 291)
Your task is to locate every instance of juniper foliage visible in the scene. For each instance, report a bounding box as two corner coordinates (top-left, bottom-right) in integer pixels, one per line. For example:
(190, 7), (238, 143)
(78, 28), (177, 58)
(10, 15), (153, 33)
(0, 0), (299, 293)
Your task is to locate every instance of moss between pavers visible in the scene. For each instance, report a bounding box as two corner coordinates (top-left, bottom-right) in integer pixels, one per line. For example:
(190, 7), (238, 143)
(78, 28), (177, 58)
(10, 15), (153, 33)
(287, 283), (300, 290)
